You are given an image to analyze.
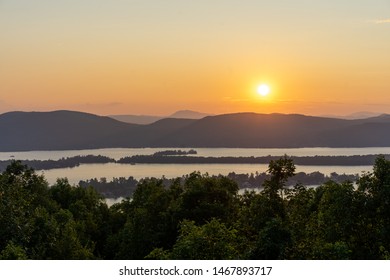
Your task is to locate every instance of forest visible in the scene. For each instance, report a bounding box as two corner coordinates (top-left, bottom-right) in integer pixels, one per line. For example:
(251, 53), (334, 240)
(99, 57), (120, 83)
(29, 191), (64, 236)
(79, 170), (357, 199)
(1, 156), (390, 260)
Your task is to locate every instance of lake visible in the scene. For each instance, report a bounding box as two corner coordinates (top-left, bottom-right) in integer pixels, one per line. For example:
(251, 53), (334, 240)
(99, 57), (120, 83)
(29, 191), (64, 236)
(39, 162), (371, 185)
(0, 147), (382, 185)
(2, 147), (390, 161)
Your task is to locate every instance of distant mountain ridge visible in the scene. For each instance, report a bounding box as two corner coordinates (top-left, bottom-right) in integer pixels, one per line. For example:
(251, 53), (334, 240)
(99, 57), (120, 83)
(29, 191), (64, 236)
(1, 110), (390, 151)
(320, 111), (383, 120)
(108, 110), (211, 124)
(0, 110), (138, 151)
(107, 114), (161, 125)
(168, 110), (212, 119)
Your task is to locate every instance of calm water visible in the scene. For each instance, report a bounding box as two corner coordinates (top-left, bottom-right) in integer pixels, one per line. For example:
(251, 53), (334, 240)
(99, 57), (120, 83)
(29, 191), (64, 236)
(2, 147), (390, 161)
(40, 163), (372, 185)
(0, 147), (382, 185)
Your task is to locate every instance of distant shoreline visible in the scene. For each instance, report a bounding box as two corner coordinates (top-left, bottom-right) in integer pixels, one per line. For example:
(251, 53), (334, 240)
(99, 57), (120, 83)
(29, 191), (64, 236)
(118, 154), (388, 166)
(0, 153), (388, 172)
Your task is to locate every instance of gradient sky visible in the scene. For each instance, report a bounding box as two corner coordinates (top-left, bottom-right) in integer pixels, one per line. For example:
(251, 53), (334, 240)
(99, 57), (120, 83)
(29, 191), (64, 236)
(1, 0), (390, 116)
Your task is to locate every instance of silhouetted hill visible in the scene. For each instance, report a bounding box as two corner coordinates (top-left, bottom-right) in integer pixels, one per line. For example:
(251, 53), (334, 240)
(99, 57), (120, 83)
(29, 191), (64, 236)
(356, 114), (390, 123)
(154, 113), (355, 148)
(116, 118), (197, 147)
(320, 111), (383, 120)
(2, 111), (390, 151)
(0, 110), (138, 151)
(168, 110), (211, 119)
(107, 114), (161, 125)
(108, 110), (210, 124)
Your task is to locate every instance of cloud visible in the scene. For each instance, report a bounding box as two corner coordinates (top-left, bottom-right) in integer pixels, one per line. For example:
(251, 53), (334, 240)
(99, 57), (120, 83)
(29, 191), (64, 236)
(371, 19), (390, 24)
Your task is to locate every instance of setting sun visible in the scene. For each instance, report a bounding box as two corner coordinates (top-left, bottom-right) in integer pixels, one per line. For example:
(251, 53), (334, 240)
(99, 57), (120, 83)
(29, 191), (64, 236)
(257, 84), (270, 96)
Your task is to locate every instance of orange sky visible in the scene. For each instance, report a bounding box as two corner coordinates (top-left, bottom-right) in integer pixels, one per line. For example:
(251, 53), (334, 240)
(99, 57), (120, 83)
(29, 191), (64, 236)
(1, 0), (390, 116)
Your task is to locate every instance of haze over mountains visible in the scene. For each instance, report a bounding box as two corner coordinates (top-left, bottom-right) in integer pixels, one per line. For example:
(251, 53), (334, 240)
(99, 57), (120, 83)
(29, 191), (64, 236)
(109, 110), (211, 125)
(320, 111), (383, 120)
(1, 110), (390, 151)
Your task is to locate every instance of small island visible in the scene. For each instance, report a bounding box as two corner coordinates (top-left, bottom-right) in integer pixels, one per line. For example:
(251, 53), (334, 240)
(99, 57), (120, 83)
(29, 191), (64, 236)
(152, 149), (197, 156)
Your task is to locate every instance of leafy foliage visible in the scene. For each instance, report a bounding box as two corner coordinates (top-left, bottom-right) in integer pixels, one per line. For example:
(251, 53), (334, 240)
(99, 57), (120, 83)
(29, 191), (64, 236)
(2, 156), (390, 259)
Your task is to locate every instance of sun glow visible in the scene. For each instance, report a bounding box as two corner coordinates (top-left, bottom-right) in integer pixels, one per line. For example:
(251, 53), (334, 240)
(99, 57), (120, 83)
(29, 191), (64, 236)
(257, 84), (270, 96)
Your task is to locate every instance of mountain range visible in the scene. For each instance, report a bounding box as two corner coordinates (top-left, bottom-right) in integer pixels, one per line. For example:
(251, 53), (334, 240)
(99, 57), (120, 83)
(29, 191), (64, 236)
(109, 110), (211, 124)
(320, 111), (383, 120)
(1, 110), (390, 151)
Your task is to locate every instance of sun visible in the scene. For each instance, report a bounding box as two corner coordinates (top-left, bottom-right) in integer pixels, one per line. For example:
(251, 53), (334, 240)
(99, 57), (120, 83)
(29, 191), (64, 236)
(257, 84), (270, 96)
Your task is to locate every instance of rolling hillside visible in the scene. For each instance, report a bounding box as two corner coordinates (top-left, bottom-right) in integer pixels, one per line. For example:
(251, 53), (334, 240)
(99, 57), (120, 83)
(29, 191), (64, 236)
(0, 111), (138, 151)
(108, 110), (211, 124)
(1, 110), (390, 151)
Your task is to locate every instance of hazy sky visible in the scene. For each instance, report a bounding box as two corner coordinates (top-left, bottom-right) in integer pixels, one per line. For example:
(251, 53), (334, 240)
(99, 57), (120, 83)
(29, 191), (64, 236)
(1, 0), (389, 116)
